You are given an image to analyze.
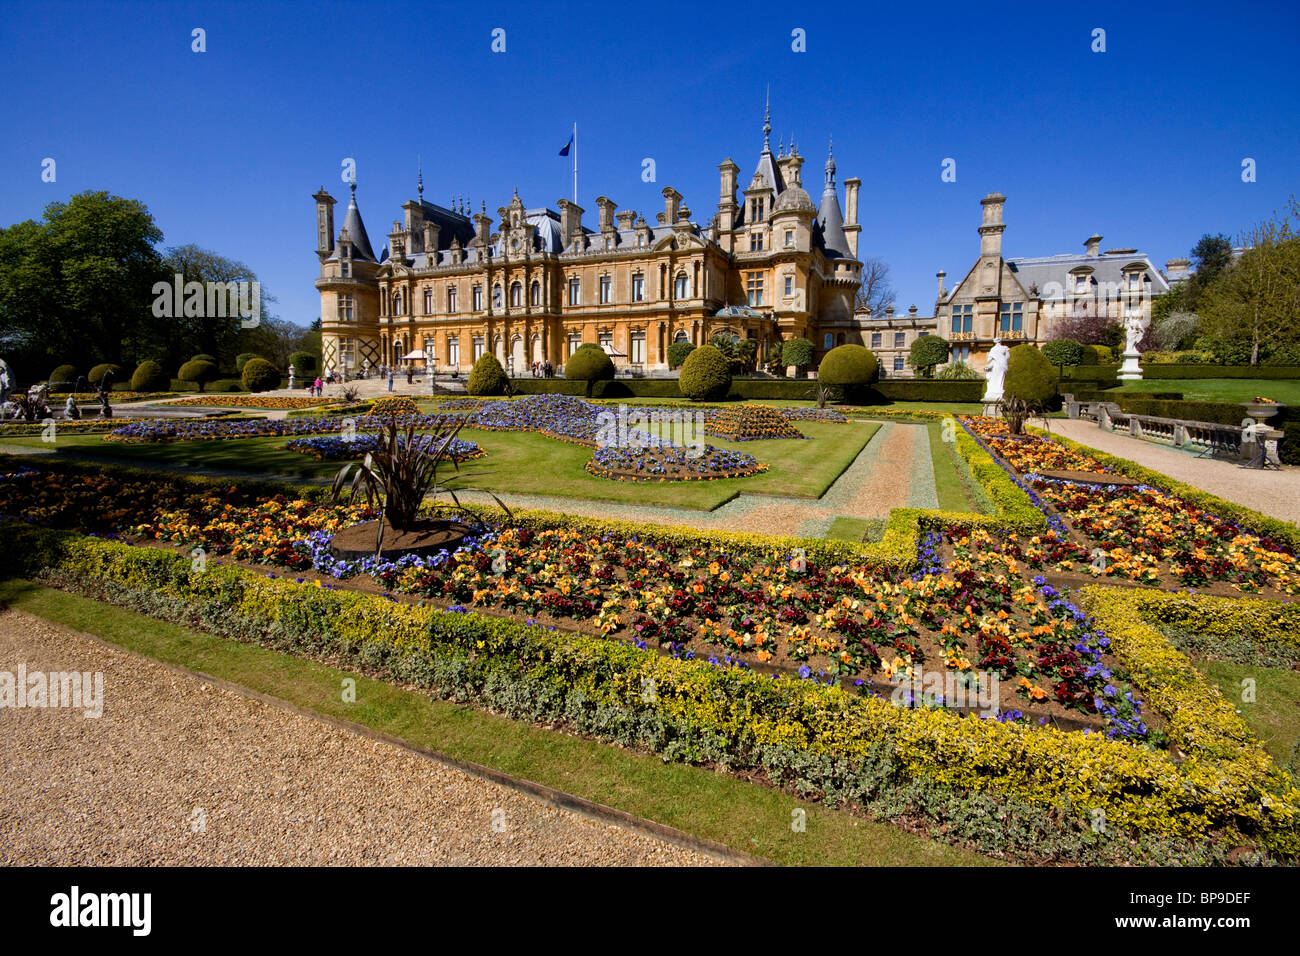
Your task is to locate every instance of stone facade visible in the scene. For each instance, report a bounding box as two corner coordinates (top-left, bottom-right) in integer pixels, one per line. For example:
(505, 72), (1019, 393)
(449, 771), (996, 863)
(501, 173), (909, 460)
(314, 110), (864, 377)
(935, 193), (1171, 372)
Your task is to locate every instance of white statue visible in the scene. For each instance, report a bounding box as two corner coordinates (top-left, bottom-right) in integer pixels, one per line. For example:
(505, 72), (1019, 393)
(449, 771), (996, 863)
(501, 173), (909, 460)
(1123, 314), (1145, 355)
(287, 364), (296, 390)
(983, 339), (1011, 403)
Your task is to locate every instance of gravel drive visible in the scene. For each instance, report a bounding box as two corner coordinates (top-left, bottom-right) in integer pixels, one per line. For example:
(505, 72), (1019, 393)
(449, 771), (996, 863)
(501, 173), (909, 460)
(0, 608), (722, 867)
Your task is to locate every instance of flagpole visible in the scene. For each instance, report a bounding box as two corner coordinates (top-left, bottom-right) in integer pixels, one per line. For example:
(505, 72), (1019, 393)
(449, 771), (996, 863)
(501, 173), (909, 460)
(572, 121), (578, 204)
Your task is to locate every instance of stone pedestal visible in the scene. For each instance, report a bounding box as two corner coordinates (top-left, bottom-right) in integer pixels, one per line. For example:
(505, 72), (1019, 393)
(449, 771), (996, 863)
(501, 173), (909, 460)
(1118, 350), (1143, 380)
(981, 401), (1001, 418)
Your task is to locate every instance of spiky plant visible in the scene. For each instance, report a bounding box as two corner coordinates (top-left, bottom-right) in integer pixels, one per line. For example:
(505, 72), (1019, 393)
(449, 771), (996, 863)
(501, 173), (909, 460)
(330, 415), (509, 555)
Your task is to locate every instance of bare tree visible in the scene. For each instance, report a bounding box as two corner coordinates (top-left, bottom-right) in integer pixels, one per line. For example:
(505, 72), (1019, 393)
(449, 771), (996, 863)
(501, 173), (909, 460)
(855, 257), (896, 315)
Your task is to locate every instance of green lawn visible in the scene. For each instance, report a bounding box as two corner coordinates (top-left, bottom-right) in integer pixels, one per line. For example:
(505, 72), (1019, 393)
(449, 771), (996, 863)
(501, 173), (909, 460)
(1195, 657), (1300, 779)
(7, 420), (881, 512)
(927, 419), (984, 513)
(0, 578), (995, 867)
(1111, 378), (1300, 404)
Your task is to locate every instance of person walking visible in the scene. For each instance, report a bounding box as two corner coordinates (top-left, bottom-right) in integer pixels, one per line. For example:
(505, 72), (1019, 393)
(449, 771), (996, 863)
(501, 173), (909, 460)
(387, 367), (394, 392)
(313, 376), (322, 397)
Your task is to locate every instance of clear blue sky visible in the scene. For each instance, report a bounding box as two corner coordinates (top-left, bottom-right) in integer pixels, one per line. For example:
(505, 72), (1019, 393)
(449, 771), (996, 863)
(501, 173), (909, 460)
(2, 0), (1297, 328)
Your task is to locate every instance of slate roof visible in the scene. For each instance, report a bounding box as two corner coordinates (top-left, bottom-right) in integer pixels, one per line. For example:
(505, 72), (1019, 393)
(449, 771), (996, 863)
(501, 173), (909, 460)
(1006, 251), (1171, 299)
(335, 190), (377, 262)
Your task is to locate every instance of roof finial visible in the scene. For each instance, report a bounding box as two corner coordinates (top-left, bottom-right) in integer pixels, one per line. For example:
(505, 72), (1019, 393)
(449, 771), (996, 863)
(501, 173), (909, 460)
(825, 137), (836, 186)
(778, 136), (784, 157)
(417, 156), (423, 199)
(349, 179), (357, 202)
(762, 85), (772, 151)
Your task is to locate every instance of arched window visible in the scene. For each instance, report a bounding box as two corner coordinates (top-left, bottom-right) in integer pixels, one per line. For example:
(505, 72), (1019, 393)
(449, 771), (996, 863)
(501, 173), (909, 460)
(393, 291), (403, 315)
(674, 273), (689, 299)
(673, 329), (689, 343)
(510, 282), (522, 308)
(530, 281), (541, 306)
(836, 333), (846, 346)
(823, 333), (834, 350)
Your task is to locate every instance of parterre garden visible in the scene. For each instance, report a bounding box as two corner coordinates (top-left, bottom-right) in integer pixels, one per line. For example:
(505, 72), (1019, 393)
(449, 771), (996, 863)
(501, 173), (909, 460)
(1, 391), (1297, 865)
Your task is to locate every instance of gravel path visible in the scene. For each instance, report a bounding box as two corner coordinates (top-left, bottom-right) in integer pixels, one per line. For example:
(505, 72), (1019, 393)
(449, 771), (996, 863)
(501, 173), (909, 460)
(449, 421), (933, 537)
(1049, 419), (1300, 525)
(0, 609), (721, 866)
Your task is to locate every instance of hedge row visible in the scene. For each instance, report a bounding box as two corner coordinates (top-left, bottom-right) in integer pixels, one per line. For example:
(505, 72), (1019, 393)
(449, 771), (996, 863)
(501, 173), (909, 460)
(1133, 364), (1300, 380)
(3, 523), (1291, 861)
(507, 376), (983, 403)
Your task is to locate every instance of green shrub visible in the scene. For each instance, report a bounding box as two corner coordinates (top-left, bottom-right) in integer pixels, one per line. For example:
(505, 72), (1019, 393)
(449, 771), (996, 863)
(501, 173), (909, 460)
(564, 347), (615, 398)
(234, 353), (259, 372)
(818, 344), (879, 389)
(1004, 345), (1057, 403)
(782, 337), (814, 375)
(666, 341), (696, 369)
(1041, 339), (1085, 367)
(287, 351), (318, 374)
(178, 360), (219, 392)
(86, 363), (124, 387)
(936, 360), (981, 381)
(678, 345), (732, 401)
(766, 341), (785, 377)
(908, 336), (950, 377)
(240, 358), (281, 393)
(1088, 345), (1114, 364)
(49, 364), (79, 388)
(191, 353), (218, 366)
(467, 353), (509, 396)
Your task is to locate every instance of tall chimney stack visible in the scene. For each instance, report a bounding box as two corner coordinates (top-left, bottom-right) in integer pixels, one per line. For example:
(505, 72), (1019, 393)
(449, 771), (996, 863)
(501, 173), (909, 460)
(979, 192), (1007, 259)
(1085, 234), (1102, 257)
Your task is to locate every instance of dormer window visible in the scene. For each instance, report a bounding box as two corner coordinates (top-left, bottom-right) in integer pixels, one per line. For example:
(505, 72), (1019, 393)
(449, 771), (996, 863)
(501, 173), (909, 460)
(1127, 272), (1143, 292)
(1074, 274), (1089, 294)
(750, 198), (766, 221)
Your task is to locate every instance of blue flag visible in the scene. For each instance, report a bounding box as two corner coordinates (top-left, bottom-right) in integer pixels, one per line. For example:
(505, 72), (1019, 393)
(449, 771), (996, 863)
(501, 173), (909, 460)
(559, 134), (573, 156)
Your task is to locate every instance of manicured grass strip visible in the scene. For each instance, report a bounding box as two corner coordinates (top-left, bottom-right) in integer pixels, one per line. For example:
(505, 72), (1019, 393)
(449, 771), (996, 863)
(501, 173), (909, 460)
(1111, 378), (1300, 404)
(825, 516), (872, 542)
(1194, 656), (1300, 778)
(0, 578), (997, 867)
(927, 420), (982, 514)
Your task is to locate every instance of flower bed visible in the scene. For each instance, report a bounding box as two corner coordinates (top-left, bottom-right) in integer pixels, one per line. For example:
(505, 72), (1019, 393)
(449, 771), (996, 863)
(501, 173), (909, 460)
(960, 416), (1300, 597)
(585, 445), (766, 481)
(2, 520), (1295, 862)
(706, 403), (806, 441)
(285, 433), (485, 462)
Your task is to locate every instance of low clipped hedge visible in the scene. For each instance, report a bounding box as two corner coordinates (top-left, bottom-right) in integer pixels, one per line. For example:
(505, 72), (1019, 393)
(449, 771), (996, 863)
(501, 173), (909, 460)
(508, 377), (983, 403)
(2, 522), (1293, 861)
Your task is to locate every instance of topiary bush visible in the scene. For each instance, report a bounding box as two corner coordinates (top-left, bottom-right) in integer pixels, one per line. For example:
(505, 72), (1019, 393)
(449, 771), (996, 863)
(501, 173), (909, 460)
(288, 350), (318, 374)
(667, 341), (696, 369)
(908, 336), (950, 377)
(782, 337), (814, 376)
(240, 357), (281, 393)
(49, 364), (79, 389)
(564, 346), (615, 398)
(467, 353), (509, 396)
(818, 345), (879, 391)
(1042, 339), (1085, 368)
(178, 359), (219, 392)
(678, 344), (732, 401)
(131, 360), (169, 392)
(1004, 345), (1058, 403)
(191, 353), (218, 366)
(87, 363), (124, 387)
(1088, 344), (1115, 365)
(234, 353), (259, 373)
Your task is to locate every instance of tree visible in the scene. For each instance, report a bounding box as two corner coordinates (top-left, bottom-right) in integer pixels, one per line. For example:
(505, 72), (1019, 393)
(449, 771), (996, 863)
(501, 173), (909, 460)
(1049, 307), (1120, 347)
(1041, 339), (1085, 368)
(157, 244), (270, 371)
(1196, 198), (1300, 365)
(908, 336), (950, 378)
(666, 341), (695, 369)
(1185, 233), (1235, 309)
(765, 340), (785, 377)
(854, 257), (896, 316)
(783, 337), (814, 376)
(1148, 310), (1200, 352)
(0, 191), (163, 377)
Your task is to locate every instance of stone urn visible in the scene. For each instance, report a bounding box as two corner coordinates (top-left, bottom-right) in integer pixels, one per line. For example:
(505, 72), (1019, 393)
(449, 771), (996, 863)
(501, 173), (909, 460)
(1242, 401), (1286, 424)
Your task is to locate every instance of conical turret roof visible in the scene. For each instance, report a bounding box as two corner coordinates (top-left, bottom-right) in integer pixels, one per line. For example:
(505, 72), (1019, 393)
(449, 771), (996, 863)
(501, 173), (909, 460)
(814, 141), (850, 259)
(339, 185), (377, 262)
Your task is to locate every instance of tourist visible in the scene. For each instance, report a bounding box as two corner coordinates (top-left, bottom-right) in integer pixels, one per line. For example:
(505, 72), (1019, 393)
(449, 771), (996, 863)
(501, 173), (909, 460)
(313, 376), (322, 397)
(387, 368), (394, 392)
